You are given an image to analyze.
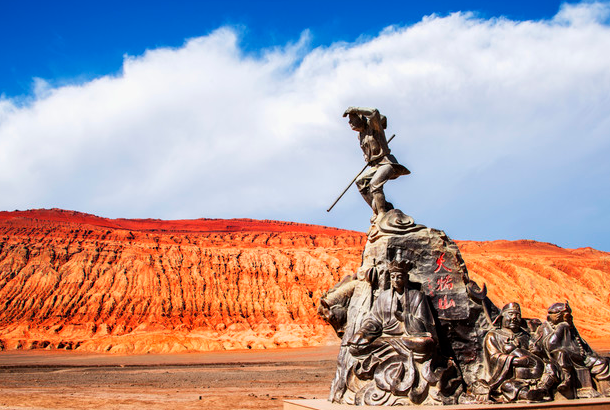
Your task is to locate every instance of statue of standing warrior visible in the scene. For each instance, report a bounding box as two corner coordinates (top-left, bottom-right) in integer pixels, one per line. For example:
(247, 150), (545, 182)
(343, 107), (410, 222)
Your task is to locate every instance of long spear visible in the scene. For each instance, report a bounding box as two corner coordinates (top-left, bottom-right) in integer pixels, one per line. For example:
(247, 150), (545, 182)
(327, 134), (396, 212)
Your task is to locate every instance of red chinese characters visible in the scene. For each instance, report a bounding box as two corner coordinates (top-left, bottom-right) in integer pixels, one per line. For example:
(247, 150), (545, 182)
(437, 275), (453, 291)
(438, 295), (456, 310)
(427, 274), (454, 297)
(434, 252), (452, 273)
(429, 253), (457, 310)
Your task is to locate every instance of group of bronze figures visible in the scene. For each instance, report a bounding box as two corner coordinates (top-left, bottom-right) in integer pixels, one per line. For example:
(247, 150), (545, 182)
(321, 256), (610, 405)
(479, 301), (609, 402)
(319, 107), (610, 405)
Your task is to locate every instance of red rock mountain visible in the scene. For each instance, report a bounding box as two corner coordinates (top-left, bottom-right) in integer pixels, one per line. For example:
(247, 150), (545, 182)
(0, 209), (608, 353)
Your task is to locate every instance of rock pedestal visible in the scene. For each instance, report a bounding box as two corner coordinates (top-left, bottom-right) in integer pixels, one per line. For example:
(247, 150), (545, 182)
(320, 209), (496, 405)
(319, 208), (610, 405)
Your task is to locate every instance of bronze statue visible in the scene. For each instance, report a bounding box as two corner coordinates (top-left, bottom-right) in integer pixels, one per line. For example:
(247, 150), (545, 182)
(319, 106), (610, 407)
(537, 302), (610, 398)
(349, 261), (437, 356)
(342, 107), (409, 222)
(343, 260), (461, 405)
(482, 303), (557, 402)
(318, 275), (358, 338)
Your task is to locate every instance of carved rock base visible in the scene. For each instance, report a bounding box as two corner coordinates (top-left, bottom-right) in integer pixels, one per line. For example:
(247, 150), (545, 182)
(285, 397), (610, 410)
(325, 210), (494, 404)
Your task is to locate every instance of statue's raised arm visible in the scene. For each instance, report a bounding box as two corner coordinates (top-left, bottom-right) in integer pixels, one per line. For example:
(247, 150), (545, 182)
(343, 107), (387, 151)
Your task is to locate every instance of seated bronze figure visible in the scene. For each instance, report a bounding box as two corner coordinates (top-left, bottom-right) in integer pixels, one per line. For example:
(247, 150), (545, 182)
(345, 260), (461, 405)
(537, 302), (610, 398)
(482, 302), (557, 402)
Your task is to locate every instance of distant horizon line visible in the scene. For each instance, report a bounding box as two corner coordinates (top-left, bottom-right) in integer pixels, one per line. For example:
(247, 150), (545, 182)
(0, 207), (603, 253)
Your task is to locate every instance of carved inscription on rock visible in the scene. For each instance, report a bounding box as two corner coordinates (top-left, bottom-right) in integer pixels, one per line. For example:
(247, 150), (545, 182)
(425, 253), (469, 320)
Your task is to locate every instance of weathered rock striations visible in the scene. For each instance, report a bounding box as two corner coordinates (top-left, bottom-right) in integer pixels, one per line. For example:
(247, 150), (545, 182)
(0, 209), (365, 353)
(461, 240), (610, 340)
(0, 209), (608, 353)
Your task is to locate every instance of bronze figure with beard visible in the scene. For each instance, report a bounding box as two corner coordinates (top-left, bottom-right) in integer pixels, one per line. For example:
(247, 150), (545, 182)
(483, 303), (557, 402)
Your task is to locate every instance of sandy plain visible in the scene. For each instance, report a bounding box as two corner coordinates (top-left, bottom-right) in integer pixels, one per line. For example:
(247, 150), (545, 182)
(1, 342), (609, 410)
(0, 345), (340, 410)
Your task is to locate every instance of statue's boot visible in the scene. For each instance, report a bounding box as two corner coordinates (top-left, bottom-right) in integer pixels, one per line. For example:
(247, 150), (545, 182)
(520, 387), (546, 402)
(578, 387), (601, 399)
(557, 369), (576, 399)
(372, 192), (387, 215)
(370, 192), (393, 223)
(536, 372), (558, 398)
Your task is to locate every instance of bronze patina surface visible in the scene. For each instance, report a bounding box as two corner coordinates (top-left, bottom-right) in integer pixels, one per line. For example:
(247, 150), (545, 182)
(318, 107), (610, 406)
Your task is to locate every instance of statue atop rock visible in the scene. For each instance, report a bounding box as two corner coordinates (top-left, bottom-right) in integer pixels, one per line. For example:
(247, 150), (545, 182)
(319, 106), (610, 406)
(343, 107), (410, 222)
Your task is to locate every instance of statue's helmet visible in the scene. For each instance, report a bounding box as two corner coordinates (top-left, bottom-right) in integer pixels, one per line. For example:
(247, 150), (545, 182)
(387, 259), (413, 274)
(492, 302), (521, 327)
(547, 301), (573, 324)
(548, 301), (571, 315)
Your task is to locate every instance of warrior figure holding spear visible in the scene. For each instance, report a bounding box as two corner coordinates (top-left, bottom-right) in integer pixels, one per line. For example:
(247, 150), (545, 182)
(339, 106), (410, 222)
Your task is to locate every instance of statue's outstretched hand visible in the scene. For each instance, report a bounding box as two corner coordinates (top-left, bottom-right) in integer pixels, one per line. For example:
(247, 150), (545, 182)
(343, 107), (357, 117)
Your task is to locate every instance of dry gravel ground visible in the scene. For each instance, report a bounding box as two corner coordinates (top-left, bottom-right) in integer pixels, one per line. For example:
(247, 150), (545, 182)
(0, 346), (339, 410)
(0, 343), (608, 410)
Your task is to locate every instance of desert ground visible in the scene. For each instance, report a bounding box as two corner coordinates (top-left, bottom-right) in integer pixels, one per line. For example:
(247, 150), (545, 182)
(0, 345), (339, 410)
(0, 345), (343, 410)
(1, 342), (609, 410)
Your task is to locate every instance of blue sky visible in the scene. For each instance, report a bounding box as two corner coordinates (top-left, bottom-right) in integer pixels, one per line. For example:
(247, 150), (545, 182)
(1, 1), (610, 252)
(1, 0), (577, 97)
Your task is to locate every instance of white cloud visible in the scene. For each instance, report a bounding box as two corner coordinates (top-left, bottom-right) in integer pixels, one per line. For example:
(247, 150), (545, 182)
(1, 2), (610, 250)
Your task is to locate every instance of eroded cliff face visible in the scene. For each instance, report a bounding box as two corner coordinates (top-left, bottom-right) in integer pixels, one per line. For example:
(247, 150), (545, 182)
(461, 240), (610, 340)
(0, 209), (608, 353)
(0, 209), (365, 353)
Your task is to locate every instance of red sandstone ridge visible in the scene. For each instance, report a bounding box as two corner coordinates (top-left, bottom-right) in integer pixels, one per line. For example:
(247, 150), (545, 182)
(0, 209), (608, 353)
(0, 208), (353, 235)
(0, 209), (366, 353)
(458, 240), (610, 341)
